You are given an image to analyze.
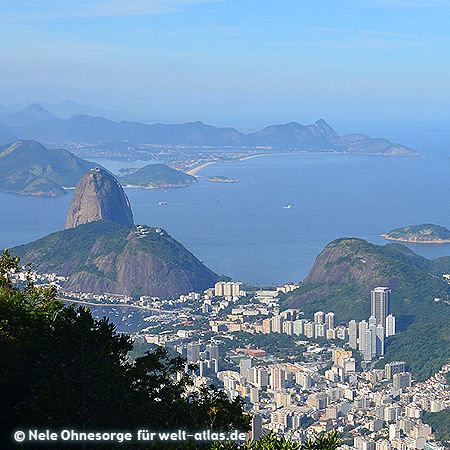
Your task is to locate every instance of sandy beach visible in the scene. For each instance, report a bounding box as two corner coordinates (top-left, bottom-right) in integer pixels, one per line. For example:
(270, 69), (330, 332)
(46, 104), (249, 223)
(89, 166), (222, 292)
(186, 161), (217, 175)
(187, 154), (269, 175)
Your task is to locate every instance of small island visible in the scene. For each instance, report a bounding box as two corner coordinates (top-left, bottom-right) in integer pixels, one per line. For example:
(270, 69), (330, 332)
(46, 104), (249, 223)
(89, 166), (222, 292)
(119, 163), (196, 189)
(208, 176), (239, 183)
(381, 223), (450, 244)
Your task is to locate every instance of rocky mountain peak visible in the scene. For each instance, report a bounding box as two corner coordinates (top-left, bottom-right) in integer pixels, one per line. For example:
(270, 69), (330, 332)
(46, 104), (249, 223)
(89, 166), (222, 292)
(65, 168), (134, 229)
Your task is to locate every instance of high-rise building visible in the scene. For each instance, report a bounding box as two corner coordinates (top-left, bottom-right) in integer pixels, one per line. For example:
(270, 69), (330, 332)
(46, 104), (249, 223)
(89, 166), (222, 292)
(315, 323), (328, 338)
(371, 287), (391, 327)
(314, 311), (325, 324)
(282, 320), (293, 335)
(385, 361), (406, 379)
(251, 414), (263, 441)
(376, 324), (385, 356)
(295, 372), (312, 389)
(325, 312), (337, 329)
(214, 281), (243, 298)
(363, 329), (373, 361)
(369, 317), (377, 358)
(349, 320), (358, 349)
(293, 319), (305, 336)
(281, 309), (297, 321)
(240, 358), (253, 378)
(206, 342), (219, 361)
(250, 388), (259, 404)
(359, 320), (368, 351)
(271, 315), (284, 333)
(187, 342), (200, 363)
(270, 366), (285, 390)
(386, 314), (396, 337)
(393, 372), (411, 390)
(304, 321), (315, 338)
(254, 368), (268, 388)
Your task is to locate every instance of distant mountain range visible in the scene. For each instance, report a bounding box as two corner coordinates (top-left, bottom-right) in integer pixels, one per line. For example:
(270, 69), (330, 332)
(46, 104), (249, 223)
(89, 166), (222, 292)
(0, 103), (420, 156)
(1, 103), (58, 127)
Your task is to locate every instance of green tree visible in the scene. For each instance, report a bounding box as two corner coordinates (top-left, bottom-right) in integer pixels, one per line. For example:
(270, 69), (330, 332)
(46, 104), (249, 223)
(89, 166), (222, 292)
(0, 250), (249, 448)
(212, 430), (340, 450)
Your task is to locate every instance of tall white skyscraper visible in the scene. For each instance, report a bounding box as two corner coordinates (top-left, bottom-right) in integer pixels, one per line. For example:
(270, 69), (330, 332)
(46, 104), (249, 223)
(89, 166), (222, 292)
(371, 287), (391, 327)
(369, 319), (377, 358)
(386, 314), (396, 337)
(349, 320), (358, 349)
(363, 328), (373, 361)
(359, 320), (368, 351)
(314, 311), (325, 324)
(325, 312), (337, 329)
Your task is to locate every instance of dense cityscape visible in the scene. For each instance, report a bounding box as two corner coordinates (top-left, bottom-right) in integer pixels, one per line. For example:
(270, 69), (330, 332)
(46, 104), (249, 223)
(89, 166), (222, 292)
(17, 269), (450, 449)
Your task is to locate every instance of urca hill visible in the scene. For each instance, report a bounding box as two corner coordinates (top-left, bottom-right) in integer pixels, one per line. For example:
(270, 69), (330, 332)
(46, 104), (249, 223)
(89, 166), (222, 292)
(12, 168), (218, 298)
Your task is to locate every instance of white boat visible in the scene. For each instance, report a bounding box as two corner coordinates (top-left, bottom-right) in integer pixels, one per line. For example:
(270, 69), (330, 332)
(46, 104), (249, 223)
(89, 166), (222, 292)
(158, 201), (168, 206)
(284, 204), (292, 209)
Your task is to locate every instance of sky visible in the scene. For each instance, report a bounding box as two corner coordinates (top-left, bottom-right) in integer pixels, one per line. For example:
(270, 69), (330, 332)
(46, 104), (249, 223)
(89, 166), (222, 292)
(1, 0), (450, 131)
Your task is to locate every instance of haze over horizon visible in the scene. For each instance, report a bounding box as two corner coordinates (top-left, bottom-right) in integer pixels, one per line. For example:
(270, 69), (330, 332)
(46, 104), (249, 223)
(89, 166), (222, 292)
(1, 0), (450, 134)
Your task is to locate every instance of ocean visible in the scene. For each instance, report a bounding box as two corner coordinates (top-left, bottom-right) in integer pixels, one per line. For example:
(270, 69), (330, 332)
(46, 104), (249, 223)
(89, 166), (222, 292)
(2, 152), (450, 285)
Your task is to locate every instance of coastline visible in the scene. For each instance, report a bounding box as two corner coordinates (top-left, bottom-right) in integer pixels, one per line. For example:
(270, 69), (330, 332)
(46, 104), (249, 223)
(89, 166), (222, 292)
(380, 234), (450, 244)
(186, 161), (217, 175)
(188, 153), (270, 175)
(187, 150), (421, 176)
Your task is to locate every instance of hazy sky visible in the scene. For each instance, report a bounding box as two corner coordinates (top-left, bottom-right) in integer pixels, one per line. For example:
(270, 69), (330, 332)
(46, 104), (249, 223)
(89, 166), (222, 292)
(1, 0), (450, 129)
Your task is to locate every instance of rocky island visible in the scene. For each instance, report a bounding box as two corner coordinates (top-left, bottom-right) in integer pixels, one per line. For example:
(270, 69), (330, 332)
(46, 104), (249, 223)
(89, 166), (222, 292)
(381, 223), (450, 244)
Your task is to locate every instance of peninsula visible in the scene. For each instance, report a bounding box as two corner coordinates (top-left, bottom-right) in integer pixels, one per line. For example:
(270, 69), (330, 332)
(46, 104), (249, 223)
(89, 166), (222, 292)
(381, 223), (450, 244)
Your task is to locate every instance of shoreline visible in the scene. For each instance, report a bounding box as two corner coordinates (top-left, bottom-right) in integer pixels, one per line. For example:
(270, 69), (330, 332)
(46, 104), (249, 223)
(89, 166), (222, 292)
(186, 161), (217, 175)
(188, 153), (271, 175)
(186, 150), (415, 176)
(380, 234), (450, 244)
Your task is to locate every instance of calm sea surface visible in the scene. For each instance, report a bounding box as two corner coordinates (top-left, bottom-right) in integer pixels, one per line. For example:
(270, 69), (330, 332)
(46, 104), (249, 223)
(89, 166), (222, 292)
(2, 153), (450, 285)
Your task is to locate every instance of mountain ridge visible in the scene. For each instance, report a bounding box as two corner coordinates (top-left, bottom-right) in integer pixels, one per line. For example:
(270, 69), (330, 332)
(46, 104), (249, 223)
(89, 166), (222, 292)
(0, 104), (420, 155)
(0, 140), (97, 196)
(1, 103), (58, 127)
(283, 237), (450, 379)
(11, 220), (218, 299)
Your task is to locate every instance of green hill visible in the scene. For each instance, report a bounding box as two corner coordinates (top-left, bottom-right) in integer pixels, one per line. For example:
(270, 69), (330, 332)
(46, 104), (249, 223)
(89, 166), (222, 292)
(284, 238), (450, 380)
(11, 220), (218, 299)
(381, 223), (450, 243)
(423, 410), (450, 442)
(119, 163), (196, 188)
(0, 140), (97, 196)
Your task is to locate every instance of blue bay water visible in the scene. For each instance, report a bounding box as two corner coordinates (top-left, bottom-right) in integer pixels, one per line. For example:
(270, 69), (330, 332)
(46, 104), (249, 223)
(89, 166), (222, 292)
(1, 153), (450, 285)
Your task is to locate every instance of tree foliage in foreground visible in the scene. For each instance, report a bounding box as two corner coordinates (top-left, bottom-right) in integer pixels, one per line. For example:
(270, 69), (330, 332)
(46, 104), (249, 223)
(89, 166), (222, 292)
(0, 250), (249, 448)
(213, 430), (340, 450)
(0, 250), (341, 450)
